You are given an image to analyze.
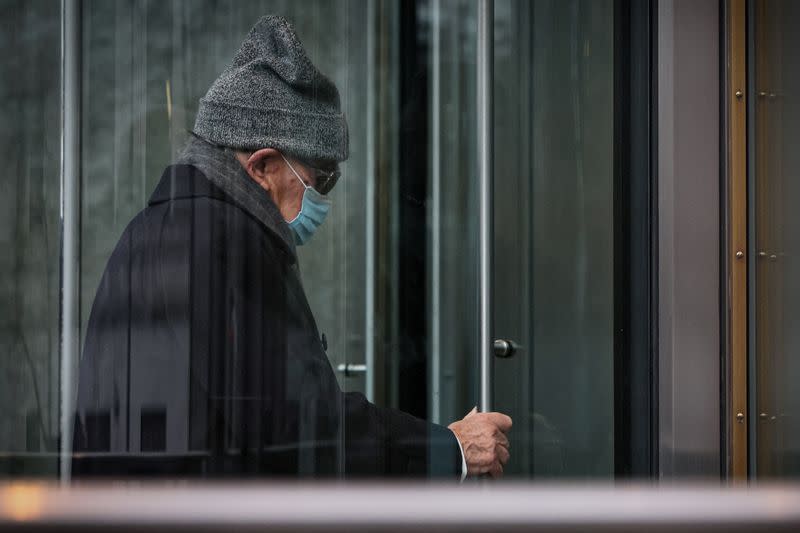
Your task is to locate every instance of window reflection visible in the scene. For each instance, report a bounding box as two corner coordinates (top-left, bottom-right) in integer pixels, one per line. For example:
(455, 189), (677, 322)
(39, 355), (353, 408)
(72, 8), (474, 479)
(13, 0), (795, 486)
(2, 0), (619, 482)
(0, 0), (61, 476)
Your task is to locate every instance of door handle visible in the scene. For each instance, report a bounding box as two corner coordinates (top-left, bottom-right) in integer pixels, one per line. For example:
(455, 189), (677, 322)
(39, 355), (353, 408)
(336, 363), (367, 377)
(493, 339), (518, 358)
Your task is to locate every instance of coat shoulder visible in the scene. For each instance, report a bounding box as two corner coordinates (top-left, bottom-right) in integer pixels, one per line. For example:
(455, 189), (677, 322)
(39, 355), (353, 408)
(154, 194), (292, 267)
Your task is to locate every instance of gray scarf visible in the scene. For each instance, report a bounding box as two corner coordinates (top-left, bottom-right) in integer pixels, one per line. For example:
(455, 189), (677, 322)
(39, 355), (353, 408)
(177, 133), (296, 259)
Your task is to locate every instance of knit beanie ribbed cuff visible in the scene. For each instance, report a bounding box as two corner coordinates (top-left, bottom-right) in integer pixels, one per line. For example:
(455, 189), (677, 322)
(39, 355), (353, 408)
(194, 98), (348, 162)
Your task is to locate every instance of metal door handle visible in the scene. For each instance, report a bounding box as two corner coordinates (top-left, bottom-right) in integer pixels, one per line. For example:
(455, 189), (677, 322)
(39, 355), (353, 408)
(493, 339), (518, 358)
(336, 363), (367, 377)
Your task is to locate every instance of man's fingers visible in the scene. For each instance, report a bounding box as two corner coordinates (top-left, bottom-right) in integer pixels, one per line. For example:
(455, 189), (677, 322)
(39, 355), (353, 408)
(488, 461), (504, 479)
(486, 412), (513, 432)
(456, 408), (512, 478)
(497, 444), (510, 465)
(496, 432), (510, 449)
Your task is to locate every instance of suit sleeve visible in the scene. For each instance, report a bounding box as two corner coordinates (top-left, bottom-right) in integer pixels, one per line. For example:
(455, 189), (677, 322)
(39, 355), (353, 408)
(341, 390), (464, 478)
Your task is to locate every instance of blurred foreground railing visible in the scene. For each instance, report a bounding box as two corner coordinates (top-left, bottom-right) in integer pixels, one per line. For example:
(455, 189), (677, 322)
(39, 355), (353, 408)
(1, 482), (800, 532)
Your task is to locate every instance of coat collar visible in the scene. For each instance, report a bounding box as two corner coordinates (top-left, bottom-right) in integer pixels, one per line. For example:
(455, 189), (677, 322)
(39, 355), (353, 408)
(148, 164), (296, 262)
(177, 134), (298, 259)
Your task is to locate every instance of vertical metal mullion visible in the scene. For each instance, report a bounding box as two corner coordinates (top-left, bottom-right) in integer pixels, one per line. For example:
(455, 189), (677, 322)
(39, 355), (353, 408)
(745, 0), (758, 479)
(727, 0), (749, 481)
(60, 0), (81, 483)
(386, 0), (401, 411)
(365, 0), (377, 403)
(477, 0), (494, 413)
(428, 0), (442, 424)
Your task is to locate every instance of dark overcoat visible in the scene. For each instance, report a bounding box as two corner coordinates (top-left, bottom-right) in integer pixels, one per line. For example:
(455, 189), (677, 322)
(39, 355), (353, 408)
(72, 164), (461, 478)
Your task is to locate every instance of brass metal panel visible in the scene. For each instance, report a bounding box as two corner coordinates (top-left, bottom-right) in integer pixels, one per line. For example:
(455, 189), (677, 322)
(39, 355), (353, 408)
(726, 0), (748, 480)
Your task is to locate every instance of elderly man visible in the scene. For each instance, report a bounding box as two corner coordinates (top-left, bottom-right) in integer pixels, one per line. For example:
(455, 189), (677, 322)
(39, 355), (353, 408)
(73, 15), (510, 479)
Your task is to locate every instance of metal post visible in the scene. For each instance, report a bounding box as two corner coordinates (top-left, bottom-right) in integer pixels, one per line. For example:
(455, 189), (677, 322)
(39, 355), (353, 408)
(365, 0), (376, 403)
(745, 0), (757, 479)
(429, 0), (442, 424)
(60, 0), (81, 483)
(477, 0), (494, 412)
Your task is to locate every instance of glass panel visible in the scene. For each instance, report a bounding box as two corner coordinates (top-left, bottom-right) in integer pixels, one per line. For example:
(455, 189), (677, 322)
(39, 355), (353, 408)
(752, 0), (800, 479)
(2, 0), (617, 481)
(0, 0), (62, 477)
(426, 0), (479, 425)
(492, 0), (615, 478)
(72, 0), (392, 477)
(426, 0), (615, 478)
(78, 0), (371, 400)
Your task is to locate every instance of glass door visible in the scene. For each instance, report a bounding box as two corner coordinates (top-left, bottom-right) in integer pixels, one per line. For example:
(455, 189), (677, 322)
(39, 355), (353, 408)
(492, 0), (615, 478)
(425, 0), (616, 479)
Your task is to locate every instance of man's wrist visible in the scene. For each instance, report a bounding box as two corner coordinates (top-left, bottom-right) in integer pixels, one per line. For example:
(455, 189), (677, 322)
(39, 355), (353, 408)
(450, 428), (468, 481)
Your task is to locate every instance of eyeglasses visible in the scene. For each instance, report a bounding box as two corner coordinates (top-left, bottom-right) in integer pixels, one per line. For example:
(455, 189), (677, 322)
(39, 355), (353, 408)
(278, 152), (342, 196)
(305, 162), (340, 196)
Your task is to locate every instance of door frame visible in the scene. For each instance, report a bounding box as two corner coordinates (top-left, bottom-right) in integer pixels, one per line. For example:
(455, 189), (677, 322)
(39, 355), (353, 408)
(614, 0), (659, 477)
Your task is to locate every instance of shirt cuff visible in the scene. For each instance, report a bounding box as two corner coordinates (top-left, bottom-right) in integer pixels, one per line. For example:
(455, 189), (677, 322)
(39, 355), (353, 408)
(450, 429), (468, 481)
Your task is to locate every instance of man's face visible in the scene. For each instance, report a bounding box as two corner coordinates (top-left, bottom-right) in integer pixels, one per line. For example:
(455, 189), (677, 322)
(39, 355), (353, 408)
(272, 155), (340, 222)
(235, 148), (322, 222)
(277, 157), (317, 221)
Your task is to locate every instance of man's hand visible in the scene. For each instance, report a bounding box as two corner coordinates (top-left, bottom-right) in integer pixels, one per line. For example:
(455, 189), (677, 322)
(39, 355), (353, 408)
(448, 407), (512, 478)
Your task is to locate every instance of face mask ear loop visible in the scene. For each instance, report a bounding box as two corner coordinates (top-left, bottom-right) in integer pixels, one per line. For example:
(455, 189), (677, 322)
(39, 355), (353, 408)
(281, 153), (311, 190)
(281, 153), (309, 225)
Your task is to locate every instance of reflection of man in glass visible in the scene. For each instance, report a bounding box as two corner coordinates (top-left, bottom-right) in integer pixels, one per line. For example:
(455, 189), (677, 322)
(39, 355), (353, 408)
(73, 15), (510, 479)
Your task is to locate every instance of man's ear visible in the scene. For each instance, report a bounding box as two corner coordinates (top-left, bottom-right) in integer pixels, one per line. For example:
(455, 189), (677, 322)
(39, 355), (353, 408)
(239, 148), (282, 190)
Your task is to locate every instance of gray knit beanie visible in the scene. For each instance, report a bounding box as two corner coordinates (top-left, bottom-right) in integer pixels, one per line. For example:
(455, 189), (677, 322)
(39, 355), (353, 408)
(194, 15), (348, 163)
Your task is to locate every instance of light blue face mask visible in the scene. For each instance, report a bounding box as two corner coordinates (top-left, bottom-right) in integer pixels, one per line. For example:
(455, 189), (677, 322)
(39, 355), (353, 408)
(282, 154), (332, 246)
